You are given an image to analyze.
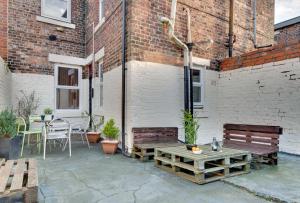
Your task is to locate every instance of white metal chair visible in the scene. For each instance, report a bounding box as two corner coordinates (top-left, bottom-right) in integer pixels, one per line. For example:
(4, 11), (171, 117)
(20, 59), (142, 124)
(64, 116), (90, 149)
(43, 119), (71, 160)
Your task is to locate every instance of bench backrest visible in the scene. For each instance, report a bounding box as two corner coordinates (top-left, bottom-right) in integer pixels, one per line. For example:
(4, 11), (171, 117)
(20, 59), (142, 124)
(132, 127), (178, 144)
(223, 124), (282, 151)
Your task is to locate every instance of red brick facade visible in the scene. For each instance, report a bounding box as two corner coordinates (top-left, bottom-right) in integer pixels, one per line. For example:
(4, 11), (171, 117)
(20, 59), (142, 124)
(0, 0), (8, 61)
(275, 22), (300, 46)
(4, 0), (274, 74)
(220, 42), (300, 71)
(7, 0), (85, 74)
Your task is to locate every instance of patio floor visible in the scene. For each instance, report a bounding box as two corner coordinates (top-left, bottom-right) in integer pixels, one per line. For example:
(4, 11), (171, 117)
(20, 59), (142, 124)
(23, 143), (299, 203)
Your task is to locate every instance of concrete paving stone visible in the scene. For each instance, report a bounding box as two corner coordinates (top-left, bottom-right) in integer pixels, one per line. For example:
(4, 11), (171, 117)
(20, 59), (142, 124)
(23, 144), (299, 203)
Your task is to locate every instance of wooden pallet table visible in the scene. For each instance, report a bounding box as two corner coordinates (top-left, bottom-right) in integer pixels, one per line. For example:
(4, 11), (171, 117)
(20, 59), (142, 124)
(0, 159), (38, 203)
(155, 145), (251, 184)
(132, 142), (183, 161)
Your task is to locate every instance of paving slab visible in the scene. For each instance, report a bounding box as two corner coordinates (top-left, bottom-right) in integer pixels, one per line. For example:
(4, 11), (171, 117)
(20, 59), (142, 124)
(22, 143), (291, 203)
(224, 153), (300, 203)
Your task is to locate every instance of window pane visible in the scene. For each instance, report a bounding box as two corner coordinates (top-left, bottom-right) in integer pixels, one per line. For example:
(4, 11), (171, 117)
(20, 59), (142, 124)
(56, 89), (79, 109)
(58, 67), (78, 86)
(193, 86), (201, 103)
(43, 0), (68, 20)
(192, 70), (201, 83)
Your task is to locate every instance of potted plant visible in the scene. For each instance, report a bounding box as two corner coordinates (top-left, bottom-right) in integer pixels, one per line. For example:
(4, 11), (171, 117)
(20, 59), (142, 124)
(182, 110), (200, 150)
(84, 112), (104, 143)
(43, 108), (53, 121)
(101, 119), (120, 154)
(0, 109), (22, 160)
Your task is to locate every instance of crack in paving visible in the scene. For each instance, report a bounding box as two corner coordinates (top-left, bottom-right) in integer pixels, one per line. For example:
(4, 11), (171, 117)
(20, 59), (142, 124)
(67, 170), (108, 199)
(222, 180), (287, 203)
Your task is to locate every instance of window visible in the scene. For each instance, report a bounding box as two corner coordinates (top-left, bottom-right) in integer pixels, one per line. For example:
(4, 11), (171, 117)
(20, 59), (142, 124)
(55, 65), (81, 110)
(99, 0), (105, 22)
(192, 64), (205, 107)
(42, 0), (71, 22)
(99, 61), (104, 107)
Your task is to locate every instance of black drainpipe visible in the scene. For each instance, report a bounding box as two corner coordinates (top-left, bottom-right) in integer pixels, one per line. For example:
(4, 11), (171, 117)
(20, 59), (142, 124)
(89, 65), (93, 128)
(187, 43), (194, 115)
(184, 66), (189, 111)
(229, 0), (234, 57)
(121, 0), (127, 154)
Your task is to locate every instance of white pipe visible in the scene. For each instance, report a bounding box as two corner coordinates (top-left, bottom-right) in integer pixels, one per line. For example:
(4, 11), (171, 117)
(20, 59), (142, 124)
(160, 0), (189, 66)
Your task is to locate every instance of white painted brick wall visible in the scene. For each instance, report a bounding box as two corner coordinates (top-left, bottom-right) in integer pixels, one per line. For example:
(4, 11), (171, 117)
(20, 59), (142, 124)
(218, 58), (300, 155)
(0, 57), (11, 111)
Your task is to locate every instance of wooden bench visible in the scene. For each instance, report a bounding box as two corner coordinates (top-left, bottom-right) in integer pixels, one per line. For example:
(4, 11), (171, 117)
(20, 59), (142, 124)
(0, 159), (38, 203)
(132, 127), (180, 161)
(223, 124), (282, 167)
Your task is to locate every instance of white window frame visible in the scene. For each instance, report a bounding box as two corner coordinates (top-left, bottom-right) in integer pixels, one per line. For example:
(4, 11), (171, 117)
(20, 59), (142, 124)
(192, 64), (205, 108)
(54, 64), (82, 113)
(99, 60), (104, 108)
(99, 0), (105, 22)
(41, 0), (71, 23)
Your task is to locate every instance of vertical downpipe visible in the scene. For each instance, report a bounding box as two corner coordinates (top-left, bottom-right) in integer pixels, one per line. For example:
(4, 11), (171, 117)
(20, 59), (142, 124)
(229, 0), (234, 57)
(121, 0), (127, 154)
(253, 0), (257, 47)
(89, 23), (95, 128)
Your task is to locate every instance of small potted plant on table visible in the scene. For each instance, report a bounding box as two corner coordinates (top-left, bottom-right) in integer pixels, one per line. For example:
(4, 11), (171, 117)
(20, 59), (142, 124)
(182, 110), (200, 151)
(43, 108), (53, 121)
(0, 109), (22, 160)
(101, 119), (120, 154)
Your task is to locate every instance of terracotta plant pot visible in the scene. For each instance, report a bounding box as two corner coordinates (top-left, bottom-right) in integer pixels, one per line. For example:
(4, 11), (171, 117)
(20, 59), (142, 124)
(87, 132), (101, 143)
(101, 140), (119, 154)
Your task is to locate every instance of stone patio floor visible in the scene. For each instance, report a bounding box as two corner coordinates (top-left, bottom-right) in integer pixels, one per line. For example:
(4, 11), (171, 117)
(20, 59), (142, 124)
(24, 143), (300, 203)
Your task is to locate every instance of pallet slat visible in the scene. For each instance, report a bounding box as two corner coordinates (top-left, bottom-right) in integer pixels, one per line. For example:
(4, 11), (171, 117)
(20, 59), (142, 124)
(10, 159), (26, 192)
(27, 159), (38, 188)
(0, 160), (14, 193)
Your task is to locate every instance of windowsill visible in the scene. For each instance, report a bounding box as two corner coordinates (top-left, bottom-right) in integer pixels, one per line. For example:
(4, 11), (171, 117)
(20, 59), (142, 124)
(36, 16), (76, 29)
(94, 18), (106, 33)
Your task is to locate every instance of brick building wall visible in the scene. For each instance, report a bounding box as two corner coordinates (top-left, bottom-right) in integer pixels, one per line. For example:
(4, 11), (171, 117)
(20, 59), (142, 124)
(85, 0), (123, 73)
(7, 0), (86, 75)
(87, 0), (274, 72)
(127, 0), (274, 66)
(275, 23), (300, 45)
(0, 0), (8, 61)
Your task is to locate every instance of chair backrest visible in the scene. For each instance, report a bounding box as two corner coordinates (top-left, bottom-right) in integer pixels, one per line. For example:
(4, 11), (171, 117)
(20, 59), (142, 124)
(63, 116), (90, 131)
(132, 127), (178, 144)
(29, 115), (43, 131)
(47, 119), (71, 139)
(223, 124), (282, 151)
(16, 117), (26, 133)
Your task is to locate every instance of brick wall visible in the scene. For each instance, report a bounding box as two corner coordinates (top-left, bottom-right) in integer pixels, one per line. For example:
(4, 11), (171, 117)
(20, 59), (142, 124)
(127, 0), (274, 66)
(85, 0), (123, 73)
(275, 23), (300, 46)
(7, 0), (86, 75)
(0, 0), (8, 60)
(87, 0), (274, 72)
(220, 42), (300, 71)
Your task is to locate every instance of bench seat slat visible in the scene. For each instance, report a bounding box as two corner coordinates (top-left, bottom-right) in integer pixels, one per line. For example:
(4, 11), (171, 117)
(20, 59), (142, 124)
(224, 130), (280, 139)
(224, 134), (279, 144)
(223, 141), (278, 155)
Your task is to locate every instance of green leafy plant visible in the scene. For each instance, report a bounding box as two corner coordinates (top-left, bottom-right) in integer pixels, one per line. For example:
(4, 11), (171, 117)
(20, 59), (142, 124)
(0, 109), (17, 138)
(16, 90), (39, 124)
(102, 119), (120, 140)
(182, 110), (200, 145)
(44, 108), (53, 115)
(83, 111), (104, 132)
